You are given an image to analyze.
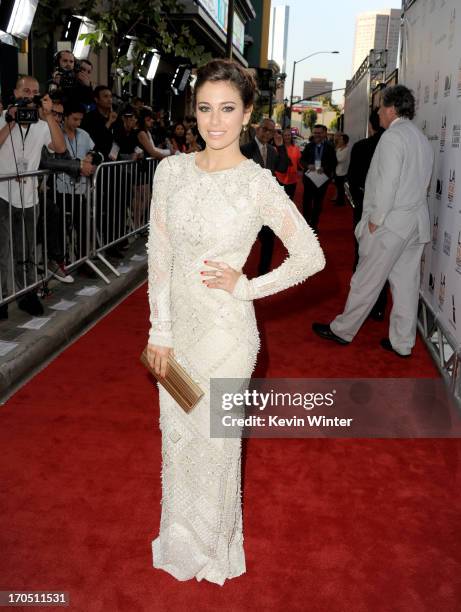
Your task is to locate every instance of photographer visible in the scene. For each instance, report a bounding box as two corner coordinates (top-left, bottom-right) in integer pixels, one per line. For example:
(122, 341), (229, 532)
(49, 51), (94, 108)
(49, 50), (76, 97)
(0, 76), (66, 319)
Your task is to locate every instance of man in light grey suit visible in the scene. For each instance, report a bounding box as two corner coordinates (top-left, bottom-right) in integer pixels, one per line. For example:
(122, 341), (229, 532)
(312, 85), (434, 357)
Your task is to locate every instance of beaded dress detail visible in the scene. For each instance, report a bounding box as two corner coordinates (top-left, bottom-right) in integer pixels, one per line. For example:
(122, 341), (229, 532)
(147, 152), (325, 585)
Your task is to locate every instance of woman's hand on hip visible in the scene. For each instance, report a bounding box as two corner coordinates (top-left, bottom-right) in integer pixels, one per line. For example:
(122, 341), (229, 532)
(147, 344), (171, 378)
(201, 260), (241, 293)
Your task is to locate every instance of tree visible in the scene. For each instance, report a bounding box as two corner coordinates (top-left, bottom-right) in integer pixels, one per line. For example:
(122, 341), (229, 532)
(274, 103), (285, 125)
(329, 116), (340, 131)
(33, 0), (213, 82)
(302, 109), (317, 131)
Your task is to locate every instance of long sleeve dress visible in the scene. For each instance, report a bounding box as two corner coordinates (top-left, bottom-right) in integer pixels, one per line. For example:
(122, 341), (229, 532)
(146, 152), (325, 586)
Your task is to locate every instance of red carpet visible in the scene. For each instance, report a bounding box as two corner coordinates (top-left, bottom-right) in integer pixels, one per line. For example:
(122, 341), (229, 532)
(1, 184), (460, 611)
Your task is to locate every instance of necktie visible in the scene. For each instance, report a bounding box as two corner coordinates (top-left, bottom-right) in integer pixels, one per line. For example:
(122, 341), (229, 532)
(261, 144), (267, 167)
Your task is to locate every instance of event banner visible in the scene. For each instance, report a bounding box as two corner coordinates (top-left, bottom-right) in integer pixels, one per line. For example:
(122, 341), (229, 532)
(401, 0), (461, 343)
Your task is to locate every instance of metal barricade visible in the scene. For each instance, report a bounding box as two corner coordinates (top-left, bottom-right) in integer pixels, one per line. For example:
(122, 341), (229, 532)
(91, 157), (157, 276)
(0, 167), (94, 306)
(0, 169), (52, 306)
(0, 157), (157, 308)
(50, 170), (92, 274)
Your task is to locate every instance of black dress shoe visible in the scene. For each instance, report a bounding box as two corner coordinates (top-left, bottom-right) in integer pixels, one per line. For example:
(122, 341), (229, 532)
(369, 309), (385, 321)
(18, 293), (44, 316)
(380, 338), (411, 358)
(0, 303), (8, 320)
(312, 323), (350, 345)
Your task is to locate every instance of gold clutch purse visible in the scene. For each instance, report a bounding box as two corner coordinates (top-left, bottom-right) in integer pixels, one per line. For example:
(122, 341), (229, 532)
(140, 347), (204, 413)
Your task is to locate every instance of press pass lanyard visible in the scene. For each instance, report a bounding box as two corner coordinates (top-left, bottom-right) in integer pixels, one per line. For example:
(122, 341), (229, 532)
(19, 124), (31, 148)
(17, 124), (31, 174)
(66, 133), (78, 159)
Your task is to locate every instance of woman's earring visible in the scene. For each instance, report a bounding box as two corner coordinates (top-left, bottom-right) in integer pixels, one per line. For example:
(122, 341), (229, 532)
(243, 124), (248, 132)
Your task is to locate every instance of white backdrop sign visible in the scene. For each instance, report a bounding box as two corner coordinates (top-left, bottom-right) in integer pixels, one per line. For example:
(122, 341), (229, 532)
(401, 0), (461, 343)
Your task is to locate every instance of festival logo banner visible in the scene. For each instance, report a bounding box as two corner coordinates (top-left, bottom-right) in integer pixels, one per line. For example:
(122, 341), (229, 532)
(438, 273), (446, 309)
(448, 169), (456, 207)
(452, 123), (461, 148)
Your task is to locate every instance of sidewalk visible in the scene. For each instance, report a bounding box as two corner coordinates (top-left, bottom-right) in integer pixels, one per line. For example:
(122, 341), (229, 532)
(0, 237), (148, 405)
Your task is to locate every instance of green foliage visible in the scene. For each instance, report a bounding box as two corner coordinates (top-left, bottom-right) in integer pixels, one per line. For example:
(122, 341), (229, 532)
(329, 116), (339, 131)
(274, 103), (285, 125)
(250, 106), (263, 125)
(33, 0), (213, 79)
(79, 0), (212, 76)
(302, 109), (317, 130)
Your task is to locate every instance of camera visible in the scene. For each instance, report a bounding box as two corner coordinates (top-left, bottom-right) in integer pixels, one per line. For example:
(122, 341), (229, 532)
(56, 61), (81, 89)
(6, 95), (43, 124)
(86, 150), (104, 167)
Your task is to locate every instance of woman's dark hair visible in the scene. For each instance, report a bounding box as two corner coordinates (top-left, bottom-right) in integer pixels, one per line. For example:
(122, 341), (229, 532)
(381, 85), (415, 120)
(138, 106), (154, 131)
(171, 122), (186, 145)
(194, 58), (256, 108)
(186, 125), (199, 139)
(283, 127), (294, 144)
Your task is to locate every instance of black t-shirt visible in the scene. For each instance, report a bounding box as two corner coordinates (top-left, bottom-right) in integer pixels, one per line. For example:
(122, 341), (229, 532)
(81, 109), (113, 160)
(113, 125), (139, 156)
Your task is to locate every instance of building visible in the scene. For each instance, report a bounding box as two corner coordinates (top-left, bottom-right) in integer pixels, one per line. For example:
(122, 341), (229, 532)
(245, 0), (272, 69)
(352, 9), (400, 75)
(268, 4), (289, 74)
(303, 77), (333, 101)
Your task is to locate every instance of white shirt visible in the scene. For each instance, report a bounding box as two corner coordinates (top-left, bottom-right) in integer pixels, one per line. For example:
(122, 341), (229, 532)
(255, 136), (268, 166)
(0, 117), (52, 208)
(335, 145), (350, 177)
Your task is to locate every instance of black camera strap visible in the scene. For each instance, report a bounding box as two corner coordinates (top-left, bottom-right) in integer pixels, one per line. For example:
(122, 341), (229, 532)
(7, 121), (48, 294)
(18, 124), (31, 155)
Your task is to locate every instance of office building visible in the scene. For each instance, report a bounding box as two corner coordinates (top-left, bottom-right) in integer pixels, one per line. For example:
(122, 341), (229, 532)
(268, 4), (289, 73)
(303, 77), (333, 101)
(352, 9), (400, 75)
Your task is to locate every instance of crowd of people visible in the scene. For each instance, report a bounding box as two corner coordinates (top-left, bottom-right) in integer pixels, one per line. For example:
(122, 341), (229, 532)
(0, 50), (206, 320)
(0, 50), (423, 364)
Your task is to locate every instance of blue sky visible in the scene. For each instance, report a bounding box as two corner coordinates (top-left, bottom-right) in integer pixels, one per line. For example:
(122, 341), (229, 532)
(273, 0), (402, 104)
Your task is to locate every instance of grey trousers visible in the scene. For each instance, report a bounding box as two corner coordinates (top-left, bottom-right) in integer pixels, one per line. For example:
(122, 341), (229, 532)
(0, 198), (39, 299)
(330, 224), (425, 355)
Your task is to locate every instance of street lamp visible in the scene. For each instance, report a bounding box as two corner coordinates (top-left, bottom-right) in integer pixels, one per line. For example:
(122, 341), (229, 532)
(289, 50), (340, 122)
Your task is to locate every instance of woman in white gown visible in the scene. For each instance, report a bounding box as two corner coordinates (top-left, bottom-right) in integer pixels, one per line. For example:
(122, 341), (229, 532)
(147, 59), (325, 586)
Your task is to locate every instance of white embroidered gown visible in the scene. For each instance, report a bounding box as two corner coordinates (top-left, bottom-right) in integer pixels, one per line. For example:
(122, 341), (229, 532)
(147, 152), (325, 586)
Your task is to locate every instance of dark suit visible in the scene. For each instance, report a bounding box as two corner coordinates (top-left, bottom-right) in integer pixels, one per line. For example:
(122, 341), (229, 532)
(240, 139), (289, 174)
(241, 138), (289, 274)
(300, 140), (336, 230)
(348, 130), (384, 236)
(347, 128), (387, 316)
